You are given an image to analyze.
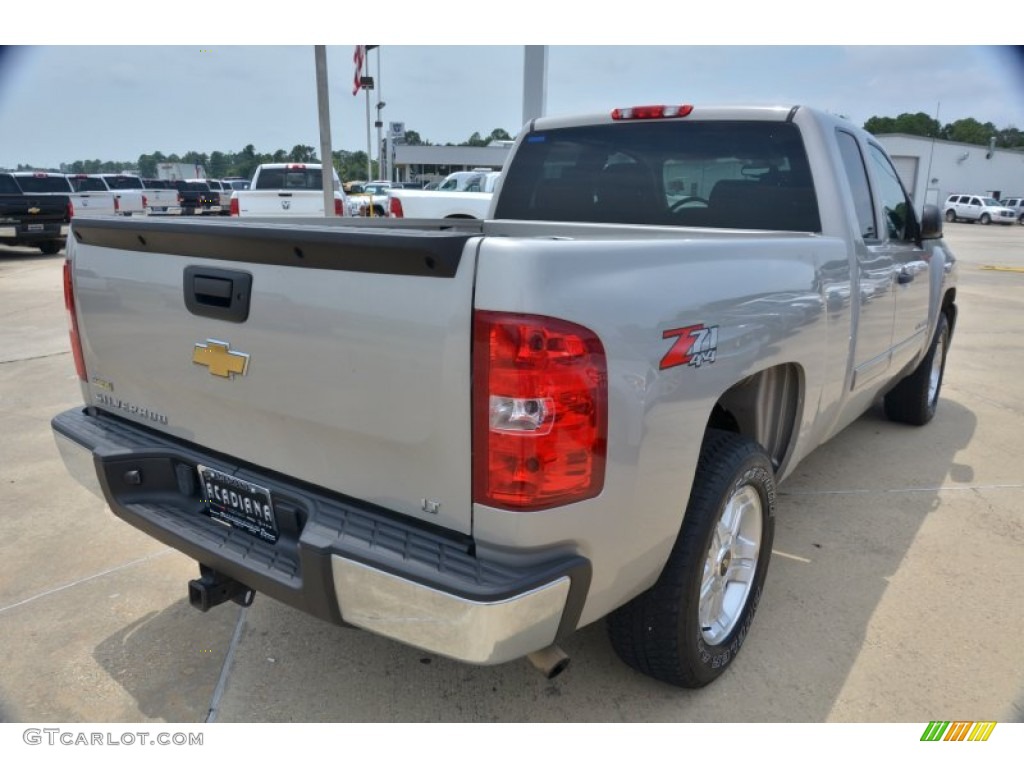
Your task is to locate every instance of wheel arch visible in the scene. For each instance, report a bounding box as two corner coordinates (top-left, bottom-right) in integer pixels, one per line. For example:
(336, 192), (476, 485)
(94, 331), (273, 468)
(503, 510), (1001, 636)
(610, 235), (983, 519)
(705, 363), (804, 473)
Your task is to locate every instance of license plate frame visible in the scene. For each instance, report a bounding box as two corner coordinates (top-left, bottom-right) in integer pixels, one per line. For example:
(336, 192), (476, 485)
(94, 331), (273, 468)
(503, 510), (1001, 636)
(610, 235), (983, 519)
(197, 464), (278, 543)
(26, 223), (45, 232)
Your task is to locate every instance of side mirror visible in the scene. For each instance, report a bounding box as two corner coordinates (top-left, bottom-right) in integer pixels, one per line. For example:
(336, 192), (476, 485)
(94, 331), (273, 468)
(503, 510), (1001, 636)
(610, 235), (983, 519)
(920, 204), (943, 240)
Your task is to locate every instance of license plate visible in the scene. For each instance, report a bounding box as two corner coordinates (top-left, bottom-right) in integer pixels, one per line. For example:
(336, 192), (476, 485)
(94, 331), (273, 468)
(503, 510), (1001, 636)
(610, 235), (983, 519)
(27, 223), (44, 231)
(197, 465), (278, 543)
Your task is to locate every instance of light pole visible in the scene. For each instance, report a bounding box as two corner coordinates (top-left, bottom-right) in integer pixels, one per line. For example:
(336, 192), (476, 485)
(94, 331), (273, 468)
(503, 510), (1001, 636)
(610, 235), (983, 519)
(376, 100), (386, 181)
(374, 47), (384, 181)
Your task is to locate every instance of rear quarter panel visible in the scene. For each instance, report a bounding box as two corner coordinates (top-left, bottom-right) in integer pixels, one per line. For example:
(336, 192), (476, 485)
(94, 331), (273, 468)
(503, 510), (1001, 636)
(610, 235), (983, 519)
(470, 226), (850, 625)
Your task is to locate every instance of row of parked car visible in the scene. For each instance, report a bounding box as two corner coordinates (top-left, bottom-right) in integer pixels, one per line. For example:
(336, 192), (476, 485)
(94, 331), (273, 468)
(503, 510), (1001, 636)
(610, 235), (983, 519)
(943, 193), (1024, 225)
(7, 171), (252, 217)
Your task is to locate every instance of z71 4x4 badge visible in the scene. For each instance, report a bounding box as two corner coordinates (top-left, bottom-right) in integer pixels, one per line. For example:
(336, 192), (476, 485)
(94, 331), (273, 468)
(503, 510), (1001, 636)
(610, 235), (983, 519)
(660, 324), (719, 370)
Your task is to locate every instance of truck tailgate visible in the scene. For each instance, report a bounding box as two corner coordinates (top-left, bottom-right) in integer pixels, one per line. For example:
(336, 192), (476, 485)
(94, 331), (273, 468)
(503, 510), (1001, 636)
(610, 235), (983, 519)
(68, 217), (478, 535)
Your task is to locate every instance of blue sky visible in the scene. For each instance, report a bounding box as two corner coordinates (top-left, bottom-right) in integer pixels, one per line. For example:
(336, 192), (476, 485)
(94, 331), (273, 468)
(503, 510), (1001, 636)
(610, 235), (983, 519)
(1, 32), (1021, 170)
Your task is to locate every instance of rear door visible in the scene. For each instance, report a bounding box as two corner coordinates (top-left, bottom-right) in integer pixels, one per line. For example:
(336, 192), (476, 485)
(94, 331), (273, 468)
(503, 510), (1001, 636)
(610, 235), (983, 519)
(69, 218), (479, 534)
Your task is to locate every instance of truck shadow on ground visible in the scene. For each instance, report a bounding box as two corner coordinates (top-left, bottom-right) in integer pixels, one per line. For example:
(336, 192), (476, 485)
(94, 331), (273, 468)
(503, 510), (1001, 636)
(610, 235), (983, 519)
(91, 398), (978, 722)
(91, 599), (239, 722)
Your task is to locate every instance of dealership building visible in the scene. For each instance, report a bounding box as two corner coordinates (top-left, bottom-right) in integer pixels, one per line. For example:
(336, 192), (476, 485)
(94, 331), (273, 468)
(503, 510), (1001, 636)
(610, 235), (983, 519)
(875, 134), (1024, 211)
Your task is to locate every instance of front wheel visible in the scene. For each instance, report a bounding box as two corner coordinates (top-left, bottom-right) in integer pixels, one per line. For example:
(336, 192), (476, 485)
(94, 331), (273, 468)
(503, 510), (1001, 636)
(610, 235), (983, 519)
(980, 213), (991, 225)
(884, 313), (950, 426)
(607, 429), (776, 688)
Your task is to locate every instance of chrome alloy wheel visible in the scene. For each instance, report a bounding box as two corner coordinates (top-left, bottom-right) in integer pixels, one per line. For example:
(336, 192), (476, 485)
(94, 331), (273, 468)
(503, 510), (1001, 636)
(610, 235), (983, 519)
(699, 484), (763, 645)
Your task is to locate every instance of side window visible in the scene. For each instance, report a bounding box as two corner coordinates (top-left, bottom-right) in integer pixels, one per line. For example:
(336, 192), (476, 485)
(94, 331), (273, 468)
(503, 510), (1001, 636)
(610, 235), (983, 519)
(836, 131), (877, 241)
(970, 197), (981, 206)
(867, 143), (916, 241)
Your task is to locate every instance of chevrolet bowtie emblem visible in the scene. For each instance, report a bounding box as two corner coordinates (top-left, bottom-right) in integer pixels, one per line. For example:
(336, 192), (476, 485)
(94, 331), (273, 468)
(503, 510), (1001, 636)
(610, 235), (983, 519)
(192, 340), (249, 378)
(28, 207), (41, 214)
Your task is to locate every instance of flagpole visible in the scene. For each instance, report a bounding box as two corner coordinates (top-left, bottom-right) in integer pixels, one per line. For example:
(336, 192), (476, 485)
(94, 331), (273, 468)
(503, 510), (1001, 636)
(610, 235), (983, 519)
(364, 63), (372, 182)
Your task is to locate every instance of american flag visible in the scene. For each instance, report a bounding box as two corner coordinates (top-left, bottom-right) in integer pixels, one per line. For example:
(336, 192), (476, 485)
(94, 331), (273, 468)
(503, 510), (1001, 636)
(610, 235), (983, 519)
(352, 45), (365, 96)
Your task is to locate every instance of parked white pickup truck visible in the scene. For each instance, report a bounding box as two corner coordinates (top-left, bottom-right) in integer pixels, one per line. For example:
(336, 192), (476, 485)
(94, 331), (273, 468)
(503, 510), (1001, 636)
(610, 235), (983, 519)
(387, 171), (500, 219)
(88, 173), (152, 216)
(229, 163), (347, 217)
(15, 172), (116, 217)
(139, 179), (182, 215)
(53, 104), (958, 688)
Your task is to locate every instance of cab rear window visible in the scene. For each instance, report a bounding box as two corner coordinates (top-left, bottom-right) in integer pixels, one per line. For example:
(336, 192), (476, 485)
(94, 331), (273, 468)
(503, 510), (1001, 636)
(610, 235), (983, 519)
(255, 169), (324, 190)
(15, 175), (72, 193)
(495, 120), (820, 232)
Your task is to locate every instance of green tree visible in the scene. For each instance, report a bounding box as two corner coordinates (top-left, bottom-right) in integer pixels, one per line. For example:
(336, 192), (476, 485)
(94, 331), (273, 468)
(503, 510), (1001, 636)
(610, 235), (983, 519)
(942, 117), (997, 146)
(402, 129), (424, 146)
(488, 128), (513, 142)
(137, 151), (165, 178)
(209, 151), (229, 178)
(333, 149), (374, 182)
(272, 149), (288, 163)
(235, 144), (260, 179)
(994, 126), (1024, 148)
(289, 144), (317, 163)
(863, 116), (897, 135)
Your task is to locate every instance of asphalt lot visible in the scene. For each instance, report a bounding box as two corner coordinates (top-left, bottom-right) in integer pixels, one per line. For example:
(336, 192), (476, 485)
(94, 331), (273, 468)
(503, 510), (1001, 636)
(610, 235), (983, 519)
(0, 222), (1022, 724)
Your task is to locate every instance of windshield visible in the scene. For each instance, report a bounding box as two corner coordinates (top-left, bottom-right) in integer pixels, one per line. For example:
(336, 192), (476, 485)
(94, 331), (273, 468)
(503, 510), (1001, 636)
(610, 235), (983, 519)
(494, 120), (820, 231)
(981, 197), (1001, 206)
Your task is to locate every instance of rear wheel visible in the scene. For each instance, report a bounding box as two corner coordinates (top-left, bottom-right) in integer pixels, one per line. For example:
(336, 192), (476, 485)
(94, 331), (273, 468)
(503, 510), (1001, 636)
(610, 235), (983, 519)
(884, 313), (950, 426)
(607, 429), (775, 688)
(945, 209), (956, 222)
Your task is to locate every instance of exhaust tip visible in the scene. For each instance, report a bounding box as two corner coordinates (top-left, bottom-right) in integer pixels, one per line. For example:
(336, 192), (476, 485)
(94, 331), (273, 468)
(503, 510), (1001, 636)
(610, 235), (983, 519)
(526, 645), (570, 679)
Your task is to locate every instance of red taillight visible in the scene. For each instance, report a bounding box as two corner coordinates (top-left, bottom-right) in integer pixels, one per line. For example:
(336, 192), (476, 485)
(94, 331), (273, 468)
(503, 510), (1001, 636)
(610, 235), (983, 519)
(113, 196), (120, 212)
(611, 104), (694, 120)
(66, 200), (74, 220)
(177, 193), (184, 205)
(142, 194), (148, 209)
(230, 196), (240, 216)
(63, 260), (87, 381)
(389, 196), (404, 218)
(473, 311), (607, 511)
(334, 197), (344, 216)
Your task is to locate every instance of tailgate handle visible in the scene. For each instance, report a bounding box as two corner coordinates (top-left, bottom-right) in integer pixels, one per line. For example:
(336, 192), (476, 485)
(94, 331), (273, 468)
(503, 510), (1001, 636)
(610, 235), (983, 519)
(184, 266), (252, 323)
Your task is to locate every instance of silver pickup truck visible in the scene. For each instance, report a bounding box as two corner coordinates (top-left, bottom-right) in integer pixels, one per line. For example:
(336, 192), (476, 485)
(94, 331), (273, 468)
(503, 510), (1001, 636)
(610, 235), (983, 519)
(52, 104), (958, 689)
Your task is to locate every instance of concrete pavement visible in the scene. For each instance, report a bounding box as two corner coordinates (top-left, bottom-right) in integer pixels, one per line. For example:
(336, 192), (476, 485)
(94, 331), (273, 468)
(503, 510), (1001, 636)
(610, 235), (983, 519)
(1, 223), (1021, 722)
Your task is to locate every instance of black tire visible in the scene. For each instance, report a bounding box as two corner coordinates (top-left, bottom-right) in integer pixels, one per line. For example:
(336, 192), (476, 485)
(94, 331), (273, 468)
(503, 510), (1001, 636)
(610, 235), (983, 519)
(945, 209), (956, 223)
(884, 313), (950, 426)
(38, 241), (61, 255)
(607, 429), (776, 688)
(980, 213), (991, 225)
